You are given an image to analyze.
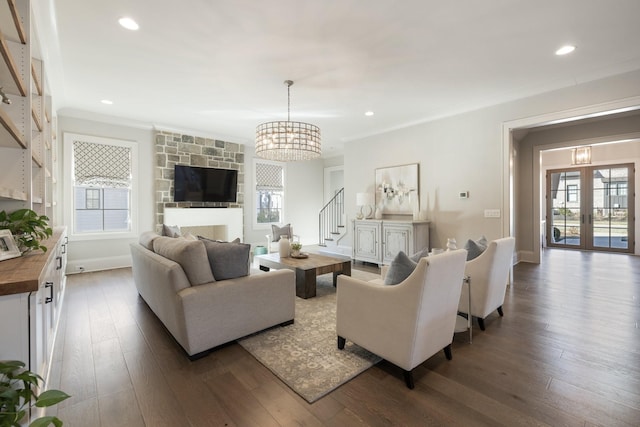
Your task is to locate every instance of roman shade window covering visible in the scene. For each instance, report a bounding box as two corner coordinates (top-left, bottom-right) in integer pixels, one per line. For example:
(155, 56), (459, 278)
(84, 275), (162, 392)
(73, 140), (132, 188)
(256, 162), (284, 191)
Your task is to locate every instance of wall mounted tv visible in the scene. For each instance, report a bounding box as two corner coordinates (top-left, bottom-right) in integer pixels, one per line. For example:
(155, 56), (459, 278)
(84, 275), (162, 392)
(173, 164), (238, 203)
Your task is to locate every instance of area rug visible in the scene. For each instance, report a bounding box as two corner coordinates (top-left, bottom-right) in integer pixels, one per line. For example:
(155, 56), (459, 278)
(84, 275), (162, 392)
(238, 269), (382, 403)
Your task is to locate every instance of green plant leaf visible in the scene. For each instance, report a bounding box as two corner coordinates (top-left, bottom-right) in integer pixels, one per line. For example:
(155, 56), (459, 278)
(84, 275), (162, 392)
(34, 390), (71, 408)
(29, 415), (63, 427)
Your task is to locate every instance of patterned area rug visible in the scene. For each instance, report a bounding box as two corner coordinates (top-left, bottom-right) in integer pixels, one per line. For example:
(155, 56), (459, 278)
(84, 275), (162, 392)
(238, 269), (382, 403)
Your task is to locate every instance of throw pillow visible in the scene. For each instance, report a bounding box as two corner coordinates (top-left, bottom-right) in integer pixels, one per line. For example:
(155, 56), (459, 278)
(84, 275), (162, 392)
(162, 224), (182, 238)
(153, 237), (214, 286)
(384, 251), (418, 285)
(464, 235), (488, 261)
(139, 231), (160, 251)
(182, 232), (198, 241)
(271, 224), (291, 242)
(200, 239), (251, 280)
(409, 246), (430, 262)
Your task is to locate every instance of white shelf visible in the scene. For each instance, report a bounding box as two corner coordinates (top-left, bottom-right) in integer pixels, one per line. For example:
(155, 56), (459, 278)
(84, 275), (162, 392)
(0, 0), (27, 44)
(0, 106), (27, 148)
(0, 186), (27, 201)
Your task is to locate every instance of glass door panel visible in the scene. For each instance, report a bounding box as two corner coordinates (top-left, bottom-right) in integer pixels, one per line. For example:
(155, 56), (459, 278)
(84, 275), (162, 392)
(549, 170), (582, 247)
(591, 166), (630, 250)
(547, 163), (633, 253)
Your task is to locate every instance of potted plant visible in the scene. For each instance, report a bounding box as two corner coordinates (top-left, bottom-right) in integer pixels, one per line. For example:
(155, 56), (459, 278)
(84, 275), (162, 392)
(0, 209), (53, 253)
(0, 360), (70, 427)
(290, 242), (303, 257)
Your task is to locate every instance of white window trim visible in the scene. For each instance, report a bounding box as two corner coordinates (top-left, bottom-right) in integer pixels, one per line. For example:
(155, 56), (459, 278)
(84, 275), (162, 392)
(63, 132), (139, 241)
(253, 158), (286, 230)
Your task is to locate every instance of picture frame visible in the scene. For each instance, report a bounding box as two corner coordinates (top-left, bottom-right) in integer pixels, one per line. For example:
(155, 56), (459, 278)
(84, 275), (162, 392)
(0, 229), (21, 261)
(375, 163), (419, 215)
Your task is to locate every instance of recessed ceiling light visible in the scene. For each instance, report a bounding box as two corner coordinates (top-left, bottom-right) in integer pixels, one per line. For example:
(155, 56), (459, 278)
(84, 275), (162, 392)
(365, 111), (374, 116)
(118, 17), (139, 31)
(101, 99), (113, 105)
(555, 45), (576, 56)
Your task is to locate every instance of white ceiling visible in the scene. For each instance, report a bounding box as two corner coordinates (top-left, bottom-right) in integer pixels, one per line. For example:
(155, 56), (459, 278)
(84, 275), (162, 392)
(35, 0), (640, 156)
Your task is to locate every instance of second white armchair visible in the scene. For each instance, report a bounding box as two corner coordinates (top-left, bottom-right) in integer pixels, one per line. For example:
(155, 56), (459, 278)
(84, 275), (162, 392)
(458, 237), (515, 330)
(336, 249), (468, 389)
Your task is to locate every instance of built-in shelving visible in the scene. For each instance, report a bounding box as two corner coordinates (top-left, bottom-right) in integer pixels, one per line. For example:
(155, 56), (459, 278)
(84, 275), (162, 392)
(31, 107), (42, 131)
(0, 107), (27, 148)
(0, 31), (27, 96)
(0, 0), (57, 223)
(0, 0), (27, 44)
(0, 186), (27, 201)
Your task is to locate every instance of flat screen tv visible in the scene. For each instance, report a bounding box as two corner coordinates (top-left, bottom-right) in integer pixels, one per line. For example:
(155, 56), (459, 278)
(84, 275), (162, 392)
(173, 165), (238, 203)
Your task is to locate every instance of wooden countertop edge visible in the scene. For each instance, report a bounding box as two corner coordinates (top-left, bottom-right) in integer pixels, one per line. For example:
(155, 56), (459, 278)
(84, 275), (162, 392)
(0, 227), (66, 296)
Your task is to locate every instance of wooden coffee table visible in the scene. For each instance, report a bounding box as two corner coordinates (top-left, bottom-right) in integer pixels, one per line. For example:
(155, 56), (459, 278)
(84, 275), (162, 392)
(256, 252), (351, 299)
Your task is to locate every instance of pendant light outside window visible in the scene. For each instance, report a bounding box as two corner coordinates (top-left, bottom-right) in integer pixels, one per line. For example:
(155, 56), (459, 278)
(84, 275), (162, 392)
(255, 80), (321, 162)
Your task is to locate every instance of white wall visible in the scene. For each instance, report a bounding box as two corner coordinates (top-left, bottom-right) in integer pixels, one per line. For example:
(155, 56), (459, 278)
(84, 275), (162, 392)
(57, 115), (155, 273)
(344, 69), (640, 259)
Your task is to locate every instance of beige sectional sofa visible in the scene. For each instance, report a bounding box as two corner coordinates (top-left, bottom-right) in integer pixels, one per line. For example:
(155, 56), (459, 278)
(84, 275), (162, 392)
(130, 231), (295, 359)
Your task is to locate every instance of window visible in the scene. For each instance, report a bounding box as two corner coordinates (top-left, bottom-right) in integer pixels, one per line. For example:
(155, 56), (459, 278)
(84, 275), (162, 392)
(567, 184), (578, 202)
(254, 160), (284, 226)
(64, 133), (137, 237)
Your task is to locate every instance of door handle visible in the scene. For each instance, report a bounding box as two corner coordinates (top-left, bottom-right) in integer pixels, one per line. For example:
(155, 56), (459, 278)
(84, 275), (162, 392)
(581, 214), (585, 224)
(45, 281), (53, 304)
(56, 256), (62, 270)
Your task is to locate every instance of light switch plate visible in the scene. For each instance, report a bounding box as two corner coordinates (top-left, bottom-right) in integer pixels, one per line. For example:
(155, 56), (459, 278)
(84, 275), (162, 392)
(484, 209), (501, 218)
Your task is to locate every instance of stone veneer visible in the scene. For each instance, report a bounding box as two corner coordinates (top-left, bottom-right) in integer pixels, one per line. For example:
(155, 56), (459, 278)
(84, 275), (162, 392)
(154, 130), (244, 231)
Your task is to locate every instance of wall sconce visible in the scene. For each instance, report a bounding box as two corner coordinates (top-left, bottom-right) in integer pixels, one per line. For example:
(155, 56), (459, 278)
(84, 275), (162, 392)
(356, 192), (374, 219)
(571, 146), (592, 165)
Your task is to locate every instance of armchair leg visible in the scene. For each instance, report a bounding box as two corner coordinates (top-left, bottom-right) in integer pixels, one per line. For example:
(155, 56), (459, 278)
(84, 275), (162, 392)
(403, 370), (415, 389)
(337, 336), (346, 349)
(443, 344), (452, 360)
(497, 306), (504, 317)
(477, 317), (486, 331)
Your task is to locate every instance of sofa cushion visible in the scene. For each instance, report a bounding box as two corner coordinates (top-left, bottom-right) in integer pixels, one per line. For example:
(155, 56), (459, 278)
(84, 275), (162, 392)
(271, 224), (291, 242)
(153, 236), (214, 286)
(162, 224), (182, 238)
(139, 231), (160, 251)
(464, 235), (488, 261)
(200, 239), (251, 280)
(384, 251), (418, 285)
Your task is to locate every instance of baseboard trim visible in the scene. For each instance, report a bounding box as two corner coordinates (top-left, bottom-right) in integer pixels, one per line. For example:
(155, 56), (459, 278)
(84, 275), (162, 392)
(66, 255), (132, 274)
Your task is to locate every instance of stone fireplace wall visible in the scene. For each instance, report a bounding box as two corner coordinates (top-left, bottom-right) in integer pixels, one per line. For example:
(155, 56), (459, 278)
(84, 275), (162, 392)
(154, 130), (244, 231)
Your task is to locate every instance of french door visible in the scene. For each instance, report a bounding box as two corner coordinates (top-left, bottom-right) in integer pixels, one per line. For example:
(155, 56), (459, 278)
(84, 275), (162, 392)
(546, 163), (635, 252)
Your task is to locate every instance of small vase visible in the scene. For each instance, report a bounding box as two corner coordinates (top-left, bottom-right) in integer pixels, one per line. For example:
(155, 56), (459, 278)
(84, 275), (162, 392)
(374, 207), (382, 219)
(291, 249), (300, 257)
(278, 236), (290, 258)
(446, 238), (457, 251)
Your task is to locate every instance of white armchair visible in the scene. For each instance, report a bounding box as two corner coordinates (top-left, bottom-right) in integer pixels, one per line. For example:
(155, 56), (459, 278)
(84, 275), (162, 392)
(458, 237), (515, 330)
(265, 223), (298, 253)
(336, 249), (468, 389)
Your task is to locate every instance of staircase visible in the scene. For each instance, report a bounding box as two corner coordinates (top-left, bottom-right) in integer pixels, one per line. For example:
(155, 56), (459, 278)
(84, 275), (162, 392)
(318, 188), (346, 249)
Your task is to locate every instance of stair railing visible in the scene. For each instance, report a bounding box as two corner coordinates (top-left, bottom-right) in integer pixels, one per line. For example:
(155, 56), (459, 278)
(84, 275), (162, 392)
(318, 188), (344, 246)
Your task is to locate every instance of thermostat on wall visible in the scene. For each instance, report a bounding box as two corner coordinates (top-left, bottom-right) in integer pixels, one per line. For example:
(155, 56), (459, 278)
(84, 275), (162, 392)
(459, 191), (469, 199)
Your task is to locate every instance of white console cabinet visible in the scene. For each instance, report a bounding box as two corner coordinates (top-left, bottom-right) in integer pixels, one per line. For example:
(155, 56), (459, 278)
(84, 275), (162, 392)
(0, 228), (67, 392)
(353, 219), (430, 265)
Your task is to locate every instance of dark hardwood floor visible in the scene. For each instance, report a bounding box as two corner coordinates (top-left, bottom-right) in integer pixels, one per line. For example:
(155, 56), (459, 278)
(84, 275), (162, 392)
(46, 249), (640, 426)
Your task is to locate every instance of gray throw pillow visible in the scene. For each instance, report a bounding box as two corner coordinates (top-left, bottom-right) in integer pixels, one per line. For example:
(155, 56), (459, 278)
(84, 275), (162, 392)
(153, 237), (214, 285)
(384, 251), (418, 285)
(200, 239), (251, 280)
(271, 224), (291, 242)
(162, 224), (182, 238)
(409, 247), (430, 262)
(464, 235), (488, 261)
